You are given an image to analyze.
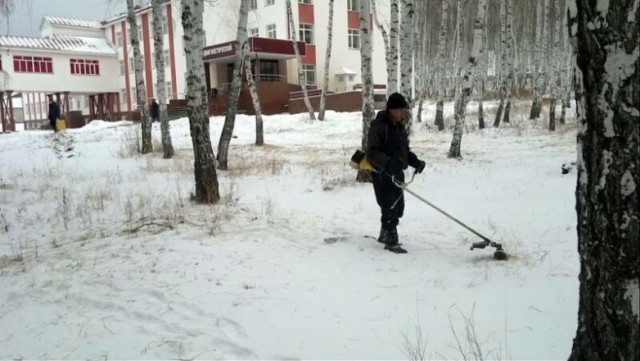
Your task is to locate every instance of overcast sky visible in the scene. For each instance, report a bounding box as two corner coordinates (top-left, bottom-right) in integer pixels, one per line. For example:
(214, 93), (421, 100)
(3, 0), (126, 37)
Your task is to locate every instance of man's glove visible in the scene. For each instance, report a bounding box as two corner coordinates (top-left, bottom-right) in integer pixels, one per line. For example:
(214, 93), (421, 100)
(385, 159), (405, 182)
(414, 160), (426, 174)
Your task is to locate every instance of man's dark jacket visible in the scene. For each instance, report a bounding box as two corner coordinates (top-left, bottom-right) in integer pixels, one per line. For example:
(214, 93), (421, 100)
(366, 110), (420, 172)
(48, 102), (60, 121)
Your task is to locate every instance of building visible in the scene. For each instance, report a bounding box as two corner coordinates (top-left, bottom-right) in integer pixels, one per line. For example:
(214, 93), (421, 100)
(1, 0), (391, 131)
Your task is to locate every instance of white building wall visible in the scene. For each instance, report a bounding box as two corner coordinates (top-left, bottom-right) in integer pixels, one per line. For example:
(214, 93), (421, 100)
(0, 49), (118, 93)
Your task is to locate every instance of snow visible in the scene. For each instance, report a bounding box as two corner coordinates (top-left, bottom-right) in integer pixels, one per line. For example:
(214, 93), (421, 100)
(0, 101), (580, 359)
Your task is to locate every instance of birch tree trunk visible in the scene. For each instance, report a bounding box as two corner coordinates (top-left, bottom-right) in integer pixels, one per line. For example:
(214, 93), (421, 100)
(493, 0), (507, 128)
(399, 0), (415, 134)
(567, 1), (639, 359)
(318, 0), (334, 121)
(529, 0), (545, 119)
(434, 0), (449, 131)
(501, 0), (514, 124)
(181, 0), (220, 203)
(126, 0), (152, 154)
(548, 0), (563, 132)
(286, 0), (315, 120)
(448, 0), (487, 159)
(357, 0), (374, 183)
(244, 53), (264, 146)
(217, 0), (249, 170)
(152, 0), (173, 159)
(388, 0), (399, 95)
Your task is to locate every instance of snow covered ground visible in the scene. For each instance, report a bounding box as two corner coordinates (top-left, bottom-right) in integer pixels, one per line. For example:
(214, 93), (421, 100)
(0, 101), (579, 360)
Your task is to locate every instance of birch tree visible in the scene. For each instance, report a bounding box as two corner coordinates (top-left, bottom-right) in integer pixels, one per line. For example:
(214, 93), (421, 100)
(181, 0), (220, 203)
(286, 0), (315, 120)
(434, 0), (449, 131)
(530, 0), (549, 119)
(548, 0), (564, 131)
(318, 0), (334, 121)
(357, 0), (374, 183)
(448, 0), (487, 159)
(217, 0), (249, 170)
(127, 0), (152, 154)
(501, 0), (514, 124)
(244, 51), (264, 145)
(567, 0), (639, 359)
(493, 0), (507, 127)
(388, 0), (400, 95)
(152, 0), (174, 158)
(399, 0), (415, 134)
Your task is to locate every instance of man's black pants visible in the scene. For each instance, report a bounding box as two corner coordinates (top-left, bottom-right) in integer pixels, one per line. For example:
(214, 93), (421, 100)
(372, 173), (404, 231)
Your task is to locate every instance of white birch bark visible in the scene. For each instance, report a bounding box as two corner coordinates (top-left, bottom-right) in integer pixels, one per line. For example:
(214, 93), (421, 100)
(181, 0), (220, 203)
(318, 0), (334, 121)
(548, 0), (564, 131)
(493, 0), (507, 128)
(434, 0), (449, 131)
(286, 0), (315, 120)
(388, 0), (399, 95)
(399, 0), (415, 134)
(217, 0), (249, 170)
(152, 0), (173, 159)
(357, 0), (374, 182)
(501, 0), (514, 124)
(529, 0), (545, 119)
(530, 0), (549, 119)
(126, 0), (152, 154)
(447, 0), (487, 159)
(244, 53), (264, 145)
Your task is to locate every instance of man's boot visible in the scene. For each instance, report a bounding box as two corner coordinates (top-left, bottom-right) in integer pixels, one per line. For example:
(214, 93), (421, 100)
(384, 228), (407, 254)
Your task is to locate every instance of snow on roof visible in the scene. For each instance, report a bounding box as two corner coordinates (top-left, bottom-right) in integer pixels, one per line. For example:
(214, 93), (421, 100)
(43, 16), (103, 29)
(336, 67), (357, 75)
(0, 35), (116, 55)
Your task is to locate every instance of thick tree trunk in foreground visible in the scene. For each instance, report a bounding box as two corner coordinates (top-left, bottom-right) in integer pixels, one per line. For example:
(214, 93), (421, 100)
(181, 0), (220, 203)
(567, 1), (639, 360)
(357, 0), (374, 183)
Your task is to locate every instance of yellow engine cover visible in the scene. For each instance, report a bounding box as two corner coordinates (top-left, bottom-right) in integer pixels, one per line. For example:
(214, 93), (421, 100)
(56, 118), (67, 131)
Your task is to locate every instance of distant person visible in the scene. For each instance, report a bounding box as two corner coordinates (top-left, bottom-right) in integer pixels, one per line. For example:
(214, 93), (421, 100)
(150, 99), (160, 123)
(366, 92), (426, 254)
(48, 97), (60, 132)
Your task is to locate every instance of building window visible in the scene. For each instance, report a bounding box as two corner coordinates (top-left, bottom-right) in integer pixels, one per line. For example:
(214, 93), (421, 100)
(119, 60), (125, 75)
(131, 87), (137, 104)
(302, 64), (315, 85)
(249, 0), (257, 10)
(13, 56), (53, 73)
(116, 32), (123, 46)
(129, 57), (135, 71)
(121, 89), (127, 104)
(250, 27), (259, 37)
(166, 81), (172, 99)
(266, 24), (276, 38)
(202, 31), (207, 47)
(266, 0), (275, 5)
(70, 59), (100, 75)
(299, 24), (313, 44)
(299, 0), (312, 4)
(348, 29), (360, 49)
(348, 0), (359, 11)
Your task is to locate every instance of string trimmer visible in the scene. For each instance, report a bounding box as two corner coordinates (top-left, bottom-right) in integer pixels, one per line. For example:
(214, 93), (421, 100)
(351, 149), (508, 261)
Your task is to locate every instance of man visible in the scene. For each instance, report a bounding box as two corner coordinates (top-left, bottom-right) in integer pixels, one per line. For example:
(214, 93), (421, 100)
(150, 99), (160, 123)
(48, 97), (60, 132)
(366, 92), (426, 254)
